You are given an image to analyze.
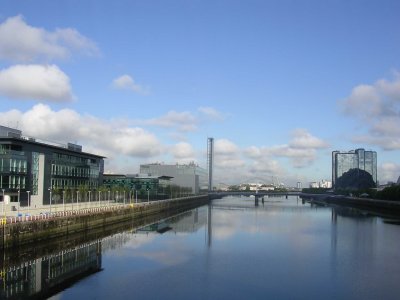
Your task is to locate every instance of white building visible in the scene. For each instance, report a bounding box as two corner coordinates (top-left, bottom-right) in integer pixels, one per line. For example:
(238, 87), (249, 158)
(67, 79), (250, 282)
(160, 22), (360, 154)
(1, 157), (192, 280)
(139, 162), (208, 194)
(309, 180), (332, 189)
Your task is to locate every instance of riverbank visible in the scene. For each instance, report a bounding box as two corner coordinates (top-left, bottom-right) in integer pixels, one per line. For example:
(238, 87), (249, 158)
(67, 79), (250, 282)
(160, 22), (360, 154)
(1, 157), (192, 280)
(300, 193), (400, 216)
(0, 195), (209, 249)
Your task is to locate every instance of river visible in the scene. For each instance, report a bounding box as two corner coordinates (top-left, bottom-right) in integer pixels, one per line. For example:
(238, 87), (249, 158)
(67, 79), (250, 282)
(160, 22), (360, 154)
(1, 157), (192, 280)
(2, 195), (400, 299)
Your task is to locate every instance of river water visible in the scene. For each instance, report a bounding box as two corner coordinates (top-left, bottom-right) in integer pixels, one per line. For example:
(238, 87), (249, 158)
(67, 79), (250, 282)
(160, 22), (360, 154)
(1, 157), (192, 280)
(2, 195), (400, 299)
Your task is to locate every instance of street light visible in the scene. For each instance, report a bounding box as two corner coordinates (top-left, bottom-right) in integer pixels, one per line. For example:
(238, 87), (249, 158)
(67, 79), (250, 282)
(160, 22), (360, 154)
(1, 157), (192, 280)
(88, 190), (91, 207)
(98, 190), (101, 207)
(48, 188), (52, 214)
(108, 190), (110, 207)
(17, 186), (20, 216)
(63, 190), (65, 212)
(26, 191), (30, 214)
(76, 190), (79, 210)
(2, 189), (5, 219)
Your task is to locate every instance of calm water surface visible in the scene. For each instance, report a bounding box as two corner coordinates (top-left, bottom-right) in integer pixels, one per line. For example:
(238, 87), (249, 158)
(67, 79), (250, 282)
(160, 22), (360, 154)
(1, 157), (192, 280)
(5, 196), (400, 299)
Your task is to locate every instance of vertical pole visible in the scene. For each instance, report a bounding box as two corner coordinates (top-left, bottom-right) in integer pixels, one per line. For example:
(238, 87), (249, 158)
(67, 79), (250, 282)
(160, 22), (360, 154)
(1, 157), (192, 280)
(2, 189), (5, 219)
(27, 191), (30, 215)
(18, 188), (20, 216)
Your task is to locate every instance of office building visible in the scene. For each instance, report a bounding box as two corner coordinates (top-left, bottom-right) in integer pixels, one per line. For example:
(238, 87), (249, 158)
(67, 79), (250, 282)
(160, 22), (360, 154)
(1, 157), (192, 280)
(140, 162), (208, 194)
(332, 148), (377, 187)
(102, 173), (173, 200)
(0, 125), (104, 208)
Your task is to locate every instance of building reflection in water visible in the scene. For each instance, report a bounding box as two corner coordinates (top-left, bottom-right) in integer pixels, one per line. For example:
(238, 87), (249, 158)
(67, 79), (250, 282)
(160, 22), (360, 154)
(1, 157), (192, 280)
(0, 205), (212, 299)
(137, 207), (209, 235)
(0, 240), (102, 299)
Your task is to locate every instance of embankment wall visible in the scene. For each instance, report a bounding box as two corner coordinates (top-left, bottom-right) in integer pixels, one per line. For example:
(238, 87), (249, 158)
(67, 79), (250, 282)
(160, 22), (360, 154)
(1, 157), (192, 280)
(0, 195), (209, 249)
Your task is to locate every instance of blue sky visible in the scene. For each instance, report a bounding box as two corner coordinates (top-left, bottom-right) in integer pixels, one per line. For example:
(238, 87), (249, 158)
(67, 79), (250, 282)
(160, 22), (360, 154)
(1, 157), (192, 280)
(0, 0), (399, 186)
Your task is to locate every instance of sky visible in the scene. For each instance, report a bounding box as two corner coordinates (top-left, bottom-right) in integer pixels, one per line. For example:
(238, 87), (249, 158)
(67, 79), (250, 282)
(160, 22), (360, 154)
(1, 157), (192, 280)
(0, 0), (399, 187)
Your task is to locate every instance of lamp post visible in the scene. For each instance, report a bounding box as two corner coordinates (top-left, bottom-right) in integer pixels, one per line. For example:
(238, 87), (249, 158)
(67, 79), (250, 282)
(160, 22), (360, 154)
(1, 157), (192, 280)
(88, 190), (91, 207)
(63, 190), (65, 212)
(108, 190), (110, 208)
(17, 187), (20, 216)
(2, 189), (5, 219)
(124, 191), (126, 205)
(48, 188), (52, 214)
(147, 188), (150, 203)
(27, 191), (30, 215)
(76, 190), (79, 210)
(98, 190), (101, 207)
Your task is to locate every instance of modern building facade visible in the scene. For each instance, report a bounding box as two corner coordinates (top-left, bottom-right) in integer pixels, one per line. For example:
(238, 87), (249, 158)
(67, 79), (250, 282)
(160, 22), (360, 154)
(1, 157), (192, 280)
(332, 148), (377, 187)
(0, 125), (104, 208)
(140, 162), (208, 194)
(102, 173), (172, 200)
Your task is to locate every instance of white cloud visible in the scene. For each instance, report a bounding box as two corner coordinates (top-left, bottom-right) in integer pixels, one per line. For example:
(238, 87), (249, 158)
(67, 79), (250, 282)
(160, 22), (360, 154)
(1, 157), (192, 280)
(0, 104), (162, 160)
(145, 110), (197, 132)
(198, 106), (226, 121)
(0, 64), (74, 102)
(340, 72), (400, 150)
(289, 128), (329, 149)
(213, 139), (245, 171)
(378, 163), (400, 184)
(215, 139), (240, 155)
(0, 15), (99, 62)
(112, 74), (149, 95)
(244, 129), (328, 169)
(170, 142), (196, 162)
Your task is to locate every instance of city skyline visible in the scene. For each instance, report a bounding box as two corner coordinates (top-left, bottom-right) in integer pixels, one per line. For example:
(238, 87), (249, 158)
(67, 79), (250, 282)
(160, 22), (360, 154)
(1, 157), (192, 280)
(0, 1), (399, 186)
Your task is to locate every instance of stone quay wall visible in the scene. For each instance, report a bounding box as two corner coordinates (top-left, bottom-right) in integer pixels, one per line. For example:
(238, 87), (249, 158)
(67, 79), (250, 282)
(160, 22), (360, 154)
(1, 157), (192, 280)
(0, 195), (209, 249)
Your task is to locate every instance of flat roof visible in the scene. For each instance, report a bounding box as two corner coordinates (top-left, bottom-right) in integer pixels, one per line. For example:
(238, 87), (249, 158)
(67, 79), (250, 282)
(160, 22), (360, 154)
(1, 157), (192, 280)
(0, 136), (106, 158)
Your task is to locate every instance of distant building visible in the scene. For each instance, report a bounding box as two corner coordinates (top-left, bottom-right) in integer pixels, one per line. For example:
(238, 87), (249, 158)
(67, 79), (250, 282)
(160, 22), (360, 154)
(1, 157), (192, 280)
(139, 162), (207, 194)
(309, 180), (332, 189)
(332, 148), (377, 188)
(102, 173), (173, 200)
(0, 125), (104, 207)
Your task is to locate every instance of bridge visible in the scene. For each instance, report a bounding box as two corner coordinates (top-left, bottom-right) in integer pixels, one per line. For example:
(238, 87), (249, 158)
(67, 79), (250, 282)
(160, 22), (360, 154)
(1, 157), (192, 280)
(208, 191), (302, 205)
(209, 191), (301, 199)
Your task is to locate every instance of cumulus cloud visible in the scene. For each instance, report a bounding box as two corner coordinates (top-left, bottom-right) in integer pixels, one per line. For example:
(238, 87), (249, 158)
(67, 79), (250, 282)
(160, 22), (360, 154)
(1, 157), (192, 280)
(214, 139), (245, 169)
(170, 142), (196, 162)
(144, 110), (197, 132)
(112, 74), (149, 95)
(244, 129), (328, 168)
(198, 106), (226, 121)
(340, 72), (400, 150)
(0, 15), (99, 62)
(0, 64), (74, 102)
(288, 128), (329, 149)
(0, 104), (162, 159)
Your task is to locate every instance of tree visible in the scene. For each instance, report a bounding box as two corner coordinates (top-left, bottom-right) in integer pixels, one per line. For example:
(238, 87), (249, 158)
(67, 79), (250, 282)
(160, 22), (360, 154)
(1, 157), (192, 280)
(335, 168), (376, 191)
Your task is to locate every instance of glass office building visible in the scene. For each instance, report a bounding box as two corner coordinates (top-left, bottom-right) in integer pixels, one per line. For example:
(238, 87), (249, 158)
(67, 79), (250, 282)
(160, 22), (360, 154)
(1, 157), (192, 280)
(0, 125), (104, 207)
(332, 148), (377, 187)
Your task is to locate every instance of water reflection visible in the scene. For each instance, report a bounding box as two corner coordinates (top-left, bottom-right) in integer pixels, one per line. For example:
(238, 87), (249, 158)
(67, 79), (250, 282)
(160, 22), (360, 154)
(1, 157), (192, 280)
(2, 196), (400, 300)
(0, 241), (102, 299)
